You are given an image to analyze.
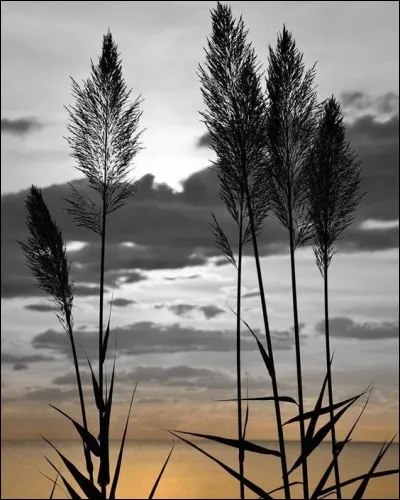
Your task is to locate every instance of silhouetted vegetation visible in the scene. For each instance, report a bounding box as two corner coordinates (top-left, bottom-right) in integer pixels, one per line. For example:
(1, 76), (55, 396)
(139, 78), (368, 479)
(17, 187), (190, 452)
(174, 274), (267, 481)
(19, 3), (398, 499)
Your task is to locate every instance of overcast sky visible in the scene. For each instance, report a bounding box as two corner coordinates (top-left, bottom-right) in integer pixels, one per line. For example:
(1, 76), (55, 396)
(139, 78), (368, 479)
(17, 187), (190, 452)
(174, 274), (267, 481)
(1, 1), (399, 443)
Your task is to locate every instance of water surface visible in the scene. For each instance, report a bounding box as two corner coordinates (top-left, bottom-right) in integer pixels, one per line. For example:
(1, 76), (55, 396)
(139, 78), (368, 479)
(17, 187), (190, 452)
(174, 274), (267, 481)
(1, 440), (398, 498)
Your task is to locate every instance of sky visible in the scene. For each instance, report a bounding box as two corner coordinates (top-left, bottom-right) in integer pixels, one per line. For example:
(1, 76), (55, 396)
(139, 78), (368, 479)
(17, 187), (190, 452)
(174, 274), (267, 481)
(1, 0), (399, 445)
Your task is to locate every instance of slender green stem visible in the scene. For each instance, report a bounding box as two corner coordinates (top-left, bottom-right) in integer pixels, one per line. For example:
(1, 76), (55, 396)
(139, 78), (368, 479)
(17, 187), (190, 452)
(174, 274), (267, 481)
(288, 219), (309, 500)
(324, 259), (342, 500)
(244, 181), (291, 500)
(236, 198), (245, 500)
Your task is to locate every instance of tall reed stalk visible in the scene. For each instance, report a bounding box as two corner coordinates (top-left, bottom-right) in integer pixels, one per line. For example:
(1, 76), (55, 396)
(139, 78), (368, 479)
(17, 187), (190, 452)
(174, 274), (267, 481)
(21, 30), (175, 500)
(19, 186), (94, 484)
(306, 96), (363, 499)
(198, 4), (290, 498)
(265, 25), (318, 500)
(65, 30), (142, 495)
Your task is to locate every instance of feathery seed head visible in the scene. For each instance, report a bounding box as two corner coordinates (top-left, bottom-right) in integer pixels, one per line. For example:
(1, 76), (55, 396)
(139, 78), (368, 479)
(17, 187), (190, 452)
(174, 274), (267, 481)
(19, 186), (74, 330)
(307, 96), (363, 276)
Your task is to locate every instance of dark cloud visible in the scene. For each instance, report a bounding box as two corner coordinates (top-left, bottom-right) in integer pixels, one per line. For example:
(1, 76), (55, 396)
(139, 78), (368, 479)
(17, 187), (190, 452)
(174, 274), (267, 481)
(110, 298), (137, 307)
(13, 362), (28, 371)
(31, 321), (294, 358)
(199, 305), (225, 319)
(160, 302), (225, 319)
(74, 284), (106, 297)
(1, 352), (56, 364)
(163, 274), (200, 281)
(168, 304), (196, 317)
(341, 92), (399, 116)
(196, 132), (211, 148)
(3, 387), (78, 403)
(51, 364), (270, 391)
(242, 291), (260, 299)
(315, 317), (399, 340)
(24, 303), (58, 312)
(2, 104), (398, 299)
(52, 371), (92, 386)
(1, 117), (43, 135)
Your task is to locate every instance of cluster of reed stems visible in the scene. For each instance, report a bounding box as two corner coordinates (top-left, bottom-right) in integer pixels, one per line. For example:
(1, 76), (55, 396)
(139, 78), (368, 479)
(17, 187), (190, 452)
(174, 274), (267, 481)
(170, 3), (398, 500)
(19, 4), (398, 500)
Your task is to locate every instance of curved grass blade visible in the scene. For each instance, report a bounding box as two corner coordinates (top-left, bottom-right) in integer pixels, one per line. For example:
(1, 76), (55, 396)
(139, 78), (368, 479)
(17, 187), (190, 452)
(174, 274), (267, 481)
(311, 389), (372, 499)
(317, 468), (400, 498)
(242, 379), (249, 441)
(84, 352), (103, 412)
(48, 404), (101, 457)
(39, 468), (68, 500)
(101, 317), (111, 366)
(288, 396), (359, 474)
(169, 431), (273, 499)
(148, 441), (175, 499)
(306, 365), (330, 441)
(171, 429), (281, 457)
(227, 304), (274, 379)
(109, 381), (138, 499)
(49, 470), (59, 499)
(101, 278), (115, 365)
(44, 456), (82, 500)
(353, 436), (397, 499)
(217, 396), (298, 405)
(97, 342), (118, 488)
(283, 390), (368, 426)
(41, 436), (103, 499)
(267, 481), (303, 495)
(38, 465), (63, 499)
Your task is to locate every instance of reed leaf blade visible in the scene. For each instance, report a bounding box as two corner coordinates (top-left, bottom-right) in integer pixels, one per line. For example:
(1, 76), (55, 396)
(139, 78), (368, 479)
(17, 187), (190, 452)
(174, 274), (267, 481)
(171, 430), (281, 457)
(148, 442), (175, 499)
(169, 432), (273, 499)
(42, 438), (102, 499)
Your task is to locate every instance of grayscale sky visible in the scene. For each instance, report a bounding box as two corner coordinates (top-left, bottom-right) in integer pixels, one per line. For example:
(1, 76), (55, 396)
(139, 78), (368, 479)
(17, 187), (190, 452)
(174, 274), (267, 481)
(1, 1), (399, 441)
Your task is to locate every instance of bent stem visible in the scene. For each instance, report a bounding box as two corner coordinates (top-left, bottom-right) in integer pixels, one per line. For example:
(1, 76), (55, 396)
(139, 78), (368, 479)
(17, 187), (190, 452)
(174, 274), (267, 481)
(245, 180), (291, 500)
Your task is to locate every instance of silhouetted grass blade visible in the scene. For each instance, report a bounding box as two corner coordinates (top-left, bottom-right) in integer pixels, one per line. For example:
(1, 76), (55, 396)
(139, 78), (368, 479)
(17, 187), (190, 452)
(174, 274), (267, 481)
(283, 392), (365, 426)
(311, 390), (372, 499)
(109, 382), (138, 499)
(228, 305), (275, 379)
(101, 317), (111, 366)
(267, 482), (303, 495)
(43, 466), (60, 500)
(44, 456), (82, 499)
(48, 404), (101, 457)
(306, 368), (329, 442)
(39, 468), (66, 499)
(85, 353), (104, 412)
(171, 430), (281, 457)
(289, 397), (358, 474)
(43, 447), (101, 499)
(169, 432), (273, 499)
(97, 346), (118, 488)
(352, 436), (397, 499)
(148, 442), (175, 499)
(242, 381), (249, 441)
(217, 396), (298, 405)
(316, 469), (400, 499)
